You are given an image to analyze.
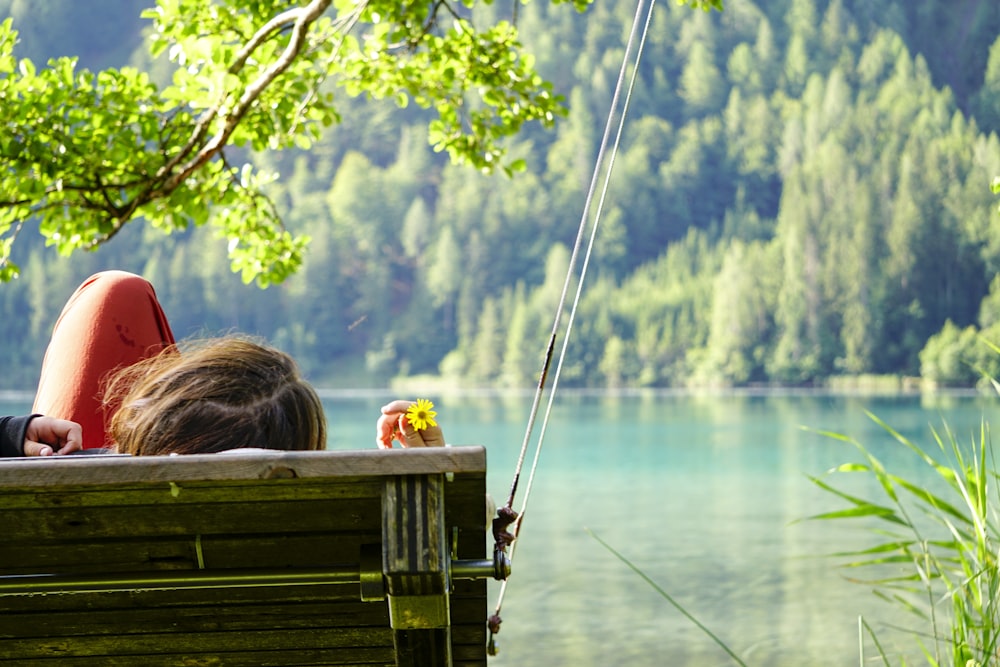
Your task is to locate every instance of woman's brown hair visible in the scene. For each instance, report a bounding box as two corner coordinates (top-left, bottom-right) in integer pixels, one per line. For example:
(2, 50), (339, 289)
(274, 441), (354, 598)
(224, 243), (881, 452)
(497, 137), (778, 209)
(106, 337), (326, 455)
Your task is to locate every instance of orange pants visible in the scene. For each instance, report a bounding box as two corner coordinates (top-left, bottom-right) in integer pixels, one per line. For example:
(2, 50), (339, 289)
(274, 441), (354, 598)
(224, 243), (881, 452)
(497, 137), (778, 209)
(32, 271), (176, 450)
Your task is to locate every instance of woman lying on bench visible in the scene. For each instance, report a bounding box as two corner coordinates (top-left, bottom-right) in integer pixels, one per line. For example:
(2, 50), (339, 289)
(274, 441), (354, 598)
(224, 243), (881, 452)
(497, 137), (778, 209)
(3, 271), (440, 457)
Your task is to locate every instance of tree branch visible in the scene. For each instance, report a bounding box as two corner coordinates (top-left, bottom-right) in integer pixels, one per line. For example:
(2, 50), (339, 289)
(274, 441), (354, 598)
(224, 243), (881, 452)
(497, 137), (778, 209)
(228, 7), (302, 75)
(154, 0), (333, 197)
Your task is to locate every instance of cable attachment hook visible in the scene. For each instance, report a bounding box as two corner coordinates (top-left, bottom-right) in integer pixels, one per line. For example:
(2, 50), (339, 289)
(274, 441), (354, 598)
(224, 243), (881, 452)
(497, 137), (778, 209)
(487, 613), (503, 655)
(492, 505), (518, 554)
(487, 505), (518, 655)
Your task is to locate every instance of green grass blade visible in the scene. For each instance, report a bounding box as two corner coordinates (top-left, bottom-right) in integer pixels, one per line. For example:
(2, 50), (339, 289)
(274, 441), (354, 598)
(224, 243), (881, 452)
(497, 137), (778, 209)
(826, 540), (917, 558)
(809, 506), (905, 522)
(892, 475), (973, 526)
(804, 475), (907, 525)
(859, 616), (892, 666)
(586, 528), (748, 667)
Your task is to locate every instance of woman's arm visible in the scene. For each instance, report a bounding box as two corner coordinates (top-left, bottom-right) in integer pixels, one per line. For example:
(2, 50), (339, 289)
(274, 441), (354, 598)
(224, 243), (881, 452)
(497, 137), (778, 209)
(0, 415), (83, 457)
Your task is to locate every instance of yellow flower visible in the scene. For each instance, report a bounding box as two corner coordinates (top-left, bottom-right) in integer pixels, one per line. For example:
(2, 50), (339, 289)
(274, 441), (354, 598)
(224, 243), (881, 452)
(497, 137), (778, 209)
(406, 398), (437, 430)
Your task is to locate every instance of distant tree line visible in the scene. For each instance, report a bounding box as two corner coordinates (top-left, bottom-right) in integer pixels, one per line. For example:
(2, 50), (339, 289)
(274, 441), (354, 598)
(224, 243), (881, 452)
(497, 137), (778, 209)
(1, 0), (1000, 390)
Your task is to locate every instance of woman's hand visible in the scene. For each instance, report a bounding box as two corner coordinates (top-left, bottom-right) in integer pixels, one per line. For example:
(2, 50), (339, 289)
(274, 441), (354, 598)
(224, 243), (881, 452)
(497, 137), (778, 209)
(376, 399), (445, 449)
(25, 416), (83, 456)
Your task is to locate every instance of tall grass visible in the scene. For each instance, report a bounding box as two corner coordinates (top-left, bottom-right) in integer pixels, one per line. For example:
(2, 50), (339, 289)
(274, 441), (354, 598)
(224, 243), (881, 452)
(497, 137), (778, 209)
(807, 410), (999, 666)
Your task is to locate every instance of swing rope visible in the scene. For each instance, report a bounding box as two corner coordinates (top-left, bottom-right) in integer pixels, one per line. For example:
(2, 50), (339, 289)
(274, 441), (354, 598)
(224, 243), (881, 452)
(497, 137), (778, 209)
(488, 0), (658, 653)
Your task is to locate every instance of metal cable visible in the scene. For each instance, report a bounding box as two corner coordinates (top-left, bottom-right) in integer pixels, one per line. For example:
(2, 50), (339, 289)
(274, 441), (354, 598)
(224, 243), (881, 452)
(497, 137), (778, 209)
(488, 0), (658, 651)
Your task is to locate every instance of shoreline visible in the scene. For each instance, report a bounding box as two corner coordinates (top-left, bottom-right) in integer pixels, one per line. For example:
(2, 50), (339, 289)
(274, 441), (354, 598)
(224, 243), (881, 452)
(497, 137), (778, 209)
(1, 384), (990, 404)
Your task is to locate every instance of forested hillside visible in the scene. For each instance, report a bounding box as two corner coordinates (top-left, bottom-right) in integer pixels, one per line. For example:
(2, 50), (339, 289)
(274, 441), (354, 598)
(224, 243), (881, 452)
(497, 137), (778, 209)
(1, 0), (1000, 390)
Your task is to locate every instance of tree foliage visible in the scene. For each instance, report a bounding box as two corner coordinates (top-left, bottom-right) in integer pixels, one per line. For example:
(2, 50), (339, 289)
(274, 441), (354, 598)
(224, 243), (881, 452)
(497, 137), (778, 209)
(0, 0), (602, 285)
(4, 0), (1000, 392)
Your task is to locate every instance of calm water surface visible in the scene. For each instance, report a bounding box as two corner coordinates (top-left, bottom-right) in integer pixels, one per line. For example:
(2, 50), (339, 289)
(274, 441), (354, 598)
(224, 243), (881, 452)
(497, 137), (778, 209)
(2, 390), (995, 665)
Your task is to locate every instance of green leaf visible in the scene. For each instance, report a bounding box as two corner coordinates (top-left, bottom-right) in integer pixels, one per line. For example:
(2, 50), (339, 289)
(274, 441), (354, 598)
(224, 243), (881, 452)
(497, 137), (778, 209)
(892, 475), (973, 526)
(808, 505), (905, 523)
(804, 476), (907, 525)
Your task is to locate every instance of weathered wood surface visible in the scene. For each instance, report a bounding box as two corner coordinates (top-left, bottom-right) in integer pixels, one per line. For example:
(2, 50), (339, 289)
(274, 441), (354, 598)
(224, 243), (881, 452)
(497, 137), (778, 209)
(0, 446), (487, 485)
(0, 447), (490, 666)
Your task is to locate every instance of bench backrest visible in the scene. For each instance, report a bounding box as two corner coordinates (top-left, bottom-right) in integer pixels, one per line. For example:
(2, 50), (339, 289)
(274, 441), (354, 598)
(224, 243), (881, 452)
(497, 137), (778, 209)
(0, 446), (490, 666)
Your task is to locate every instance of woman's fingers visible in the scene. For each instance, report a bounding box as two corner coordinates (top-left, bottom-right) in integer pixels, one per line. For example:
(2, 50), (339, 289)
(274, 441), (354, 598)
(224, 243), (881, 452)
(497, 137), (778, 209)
(22, 440), (54, 457)
(376, 400), (444, 448)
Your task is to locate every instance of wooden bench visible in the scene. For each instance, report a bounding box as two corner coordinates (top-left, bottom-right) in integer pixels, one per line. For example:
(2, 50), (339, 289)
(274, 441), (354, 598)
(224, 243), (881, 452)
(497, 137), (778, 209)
(0, 446), (503, 666)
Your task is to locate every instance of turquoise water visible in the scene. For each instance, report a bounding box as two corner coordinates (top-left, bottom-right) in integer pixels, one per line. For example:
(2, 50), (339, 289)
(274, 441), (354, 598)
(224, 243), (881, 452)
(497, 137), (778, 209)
(2, 390), (995, 665)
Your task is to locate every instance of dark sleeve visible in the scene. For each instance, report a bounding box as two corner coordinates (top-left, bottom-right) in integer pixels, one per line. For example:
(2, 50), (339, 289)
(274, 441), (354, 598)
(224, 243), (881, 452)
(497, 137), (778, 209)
(0, 414), (39, 458)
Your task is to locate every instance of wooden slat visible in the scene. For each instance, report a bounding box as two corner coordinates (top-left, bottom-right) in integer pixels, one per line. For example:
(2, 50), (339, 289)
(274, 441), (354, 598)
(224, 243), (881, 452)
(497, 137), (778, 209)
(0, 594), (485, 635)
(0, 477), (387, 509)
(0, 500), (381, 543)
(0, 534), (383, 576)
(0, 447), (486, 487)
(0, 583), (362, 613)
(0, 628), (397, 660)
(0, 600), (388, 634)
(0, 648), (396, 666)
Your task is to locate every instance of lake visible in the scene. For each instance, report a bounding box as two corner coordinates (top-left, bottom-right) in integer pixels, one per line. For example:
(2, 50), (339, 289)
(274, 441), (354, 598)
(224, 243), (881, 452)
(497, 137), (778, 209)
(1, 389), (995, 665)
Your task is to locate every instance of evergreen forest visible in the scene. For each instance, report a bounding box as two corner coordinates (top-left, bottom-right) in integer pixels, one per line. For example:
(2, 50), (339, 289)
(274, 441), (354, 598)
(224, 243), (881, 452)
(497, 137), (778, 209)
(2, 0), (1000, 392)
